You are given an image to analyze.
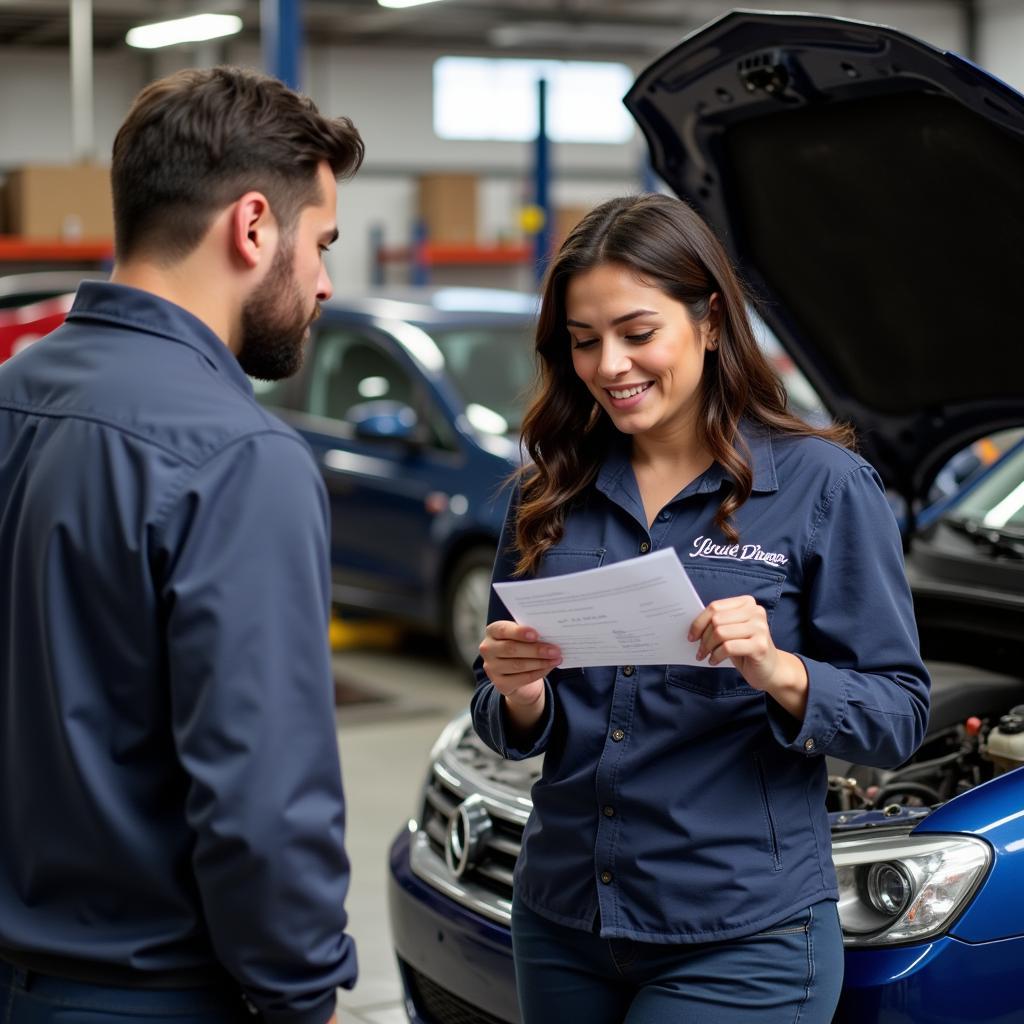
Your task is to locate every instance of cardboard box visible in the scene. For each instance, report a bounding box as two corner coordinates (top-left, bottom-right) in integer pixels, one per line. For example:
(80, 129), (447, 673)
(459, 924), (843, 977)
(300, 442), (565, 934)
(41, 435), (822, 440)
(554, 204), (592, 249)
(417, 173), (478, 244)
(4, 163), (113, 240)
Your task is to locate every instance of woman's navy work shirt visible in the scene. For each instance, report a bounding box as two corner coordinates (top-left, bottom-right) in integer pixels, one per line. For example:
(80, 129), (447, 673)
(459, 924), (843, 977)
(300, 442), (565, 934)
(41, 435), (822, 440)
(471, 422), (931, 943)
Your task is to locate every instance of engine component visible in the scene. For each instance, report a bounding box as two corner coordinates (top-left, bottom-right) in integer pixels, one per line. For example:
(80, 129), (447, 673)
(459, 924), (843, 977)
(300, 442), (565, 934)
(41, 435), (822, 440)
(985, 704), (1024, 775)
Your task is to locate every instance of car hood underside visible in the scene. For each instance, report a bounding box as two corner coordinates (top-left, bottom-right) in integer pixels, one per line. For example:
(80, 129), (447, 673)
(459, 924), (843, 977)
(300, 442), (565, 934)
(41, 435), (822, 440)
(625, 11), (1024, 509)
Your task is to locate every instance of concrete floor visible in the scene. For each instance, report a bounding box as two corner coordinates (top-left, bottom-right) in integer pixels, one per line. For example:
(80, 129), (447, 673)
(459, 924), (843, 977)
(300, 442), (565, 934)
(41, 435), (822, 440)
(329, 640), (475, 1024)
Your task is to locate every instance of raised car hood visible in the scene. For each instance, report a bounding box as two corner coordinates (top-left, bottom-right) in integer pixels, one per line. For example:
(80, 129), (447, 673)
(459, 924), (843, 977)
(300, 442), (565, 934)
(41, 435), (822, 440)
(625, 11), (1024, 512)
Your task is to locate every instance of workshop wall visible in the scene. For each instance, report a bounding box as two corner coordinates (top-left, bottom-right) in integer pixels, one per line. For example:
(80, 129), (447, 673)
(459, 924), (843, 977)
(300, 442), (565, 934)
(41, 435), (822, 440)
(1, 1), (1017, 291)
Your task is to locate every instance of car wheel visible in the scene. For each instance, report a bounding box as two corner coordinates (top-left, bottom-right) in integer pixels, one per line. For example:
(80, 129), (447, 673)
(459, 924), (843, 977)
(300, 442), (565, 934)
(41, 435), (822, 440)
(444, 545), (496, 680)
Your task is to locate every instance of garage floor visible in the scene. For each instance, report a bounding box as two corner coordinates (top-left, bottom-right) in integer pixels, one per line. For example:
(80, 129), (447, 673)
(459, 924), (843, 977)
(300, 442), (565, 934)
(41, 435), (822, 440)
(329, 639), (475, 1024)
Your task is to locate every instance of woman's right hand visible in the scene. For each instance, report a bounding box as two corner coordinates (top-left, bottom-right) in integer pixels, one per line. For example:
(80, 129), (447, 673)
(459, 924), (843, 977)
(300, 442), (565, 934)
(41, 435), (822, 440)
(479, 621), (561, 731)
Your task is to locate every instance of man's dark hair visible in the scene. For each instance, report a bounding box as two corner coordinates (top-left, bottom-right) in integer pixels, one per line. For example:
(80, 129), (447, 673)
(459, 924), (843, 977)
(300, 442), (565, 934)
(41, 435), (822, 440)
(111, 66), (364, 262)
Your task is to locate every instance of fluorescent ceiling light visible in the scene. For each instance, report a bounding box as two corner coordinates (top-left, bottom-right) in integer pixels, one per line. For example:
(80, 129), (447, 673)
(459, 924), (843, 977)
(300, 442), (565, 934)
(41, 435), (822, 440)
(126, 14), (243, 50)
(378, 0), (449, 8)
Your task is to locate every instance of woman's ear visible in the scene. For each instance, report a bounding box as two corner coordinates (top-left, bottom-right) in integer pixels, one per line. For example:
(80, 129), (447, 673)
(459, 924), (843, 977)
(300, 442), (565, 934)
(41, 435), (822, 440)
(705, 292), (722, 350)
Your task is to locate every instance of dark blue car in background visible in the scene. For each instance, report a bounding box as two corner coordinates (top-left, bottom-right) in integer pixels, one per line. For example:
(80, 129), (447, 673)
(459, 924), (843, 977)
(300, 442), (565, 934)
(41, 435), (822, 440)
(257, 287), (538, 676)
(387, 11), (1024, 1023)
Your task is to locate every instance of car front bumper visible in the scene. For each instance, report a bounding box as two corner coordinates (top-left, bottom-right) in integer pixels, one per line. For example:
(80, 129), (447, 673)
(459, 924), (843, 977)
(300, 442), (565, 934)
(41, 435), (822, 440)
(837, 931), (1024, 1023)
(390, 824), (1024, 1024)
(389, 826), (519, 1024)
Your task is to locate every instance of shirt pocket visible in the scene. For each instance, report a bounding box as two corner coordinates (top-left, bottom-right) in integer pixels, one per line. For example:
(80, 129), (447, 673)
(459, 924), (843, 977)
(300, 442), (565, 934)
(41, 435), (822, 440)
(665, 563), (785, 699)
(535, 547), (606, 578)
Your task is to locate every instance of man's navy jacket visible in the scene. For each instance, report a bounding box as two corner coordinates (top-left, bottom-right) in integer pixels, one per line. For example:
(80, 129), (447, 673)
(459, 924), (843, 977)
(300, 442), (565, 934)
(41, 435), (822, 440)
(0, 282), (355, 1024)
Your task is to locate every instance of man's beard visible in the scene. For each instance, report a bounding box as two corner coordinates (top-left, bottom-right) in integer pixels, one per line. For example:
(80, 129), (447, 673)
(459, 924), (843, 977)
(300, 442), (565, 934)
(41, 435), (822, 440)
(237, 242), (319, 381)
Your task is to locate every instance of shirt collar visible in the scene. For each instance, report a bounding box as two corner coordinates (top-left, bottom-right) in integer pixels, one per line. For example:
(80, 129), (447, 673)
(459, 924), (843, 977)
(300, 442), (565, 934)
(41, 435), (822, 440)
(595, 417), (779, 506)
(66, 281), (254, 398)
(734, 419), (779, 494)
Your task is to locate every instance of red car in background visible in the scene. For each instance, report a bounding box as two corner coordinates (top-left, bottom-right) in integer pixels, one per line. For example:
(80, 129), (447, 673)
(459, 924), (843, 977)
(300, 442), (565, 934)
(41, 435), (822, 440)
(0, 271), (103, 364)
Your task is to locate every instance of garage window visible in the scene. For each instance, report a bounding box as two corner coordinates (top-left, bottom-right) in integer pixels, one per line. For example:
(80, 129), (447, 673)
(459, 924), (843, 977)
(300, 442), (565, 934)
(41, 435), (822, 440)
(433, 57), (634, 143)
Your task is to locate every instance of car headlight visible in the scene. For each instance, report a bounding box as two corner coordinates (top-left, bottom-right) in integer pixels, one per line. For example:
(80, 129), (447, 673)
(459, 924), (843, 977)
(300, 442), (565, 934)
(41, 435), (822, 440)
(832, 832), (991, 946)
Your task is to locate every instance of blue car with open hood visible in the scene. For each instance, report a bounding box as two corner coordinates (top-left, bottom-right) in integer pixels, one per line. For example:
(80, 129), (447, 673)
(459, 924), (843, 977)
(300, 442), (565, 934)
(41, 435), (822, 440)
(387, 11), (1024, 1023)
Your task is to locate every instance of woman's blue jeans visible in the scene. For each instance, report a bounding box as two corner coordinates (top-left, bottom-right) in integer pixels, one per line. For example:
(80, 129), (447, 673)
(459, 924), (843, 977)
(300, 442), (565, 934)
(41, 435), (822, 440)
(0, 962), (251, 1023)
(512, 893), (844, 1024)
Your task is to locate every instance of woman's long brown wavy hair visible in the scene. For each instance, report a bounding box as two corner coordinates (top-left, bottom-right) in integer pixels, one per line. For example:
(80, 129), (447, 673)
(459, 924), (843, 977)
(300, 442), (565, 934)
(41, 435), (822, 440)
(514, 193), (854, 576)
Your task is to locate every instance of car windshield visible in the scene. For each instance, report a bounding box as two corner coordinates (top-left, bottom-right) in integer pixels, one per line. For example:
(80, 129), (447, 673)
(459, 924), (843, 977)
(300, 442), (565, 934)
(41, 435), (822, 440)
(944, 441), (1024, 544)
(427, 325), (536, 434)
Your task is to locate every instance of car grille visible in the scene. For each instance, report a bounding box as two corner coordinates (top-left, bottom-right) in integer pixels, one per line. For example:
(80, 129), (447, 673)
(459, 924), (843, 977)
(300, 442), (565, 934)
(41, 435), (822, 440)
(420, 766), (521, 900)
(403, 960), (516, 1024)
(409, 715), (539, 923)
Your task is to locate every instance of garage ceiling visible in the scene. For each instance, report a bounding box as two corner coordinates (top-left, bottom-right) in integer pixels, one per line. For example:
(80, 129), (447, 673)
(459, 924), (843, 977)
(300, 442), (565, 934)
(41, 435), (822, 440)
(0, 0), (973, 57)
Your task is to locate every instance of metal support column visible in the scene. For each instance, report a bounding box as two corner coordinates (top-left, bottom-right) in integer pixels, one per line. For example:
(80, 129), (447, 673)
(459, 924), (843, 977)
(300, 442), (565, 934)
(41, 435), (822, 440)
(532, 77), (551, 283)
(69, 0), (94, 161)
(641, 153), (659, 195)
(261, 0), (303, 89)
(410, 219), (429, 286)
(961, 0), (978, 63)
(369, 224), (385, 287)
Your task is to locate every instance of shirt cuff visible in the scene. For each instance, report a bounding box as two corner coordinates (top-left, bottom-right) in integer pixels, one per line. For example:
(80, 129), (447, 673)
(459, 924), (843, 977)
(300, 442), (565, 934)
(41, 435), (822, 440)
(766, 654), (846, 757)
(494, 681), (554, 759)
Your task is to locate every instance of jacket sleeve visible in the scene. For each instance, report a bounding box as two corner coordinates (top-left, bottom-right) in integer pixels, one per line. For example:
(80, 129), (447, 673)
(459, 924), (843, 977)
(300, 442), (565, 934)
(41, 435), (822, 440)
(469, 485), (555, 761)
(766, 464), (931, 768)
(157, 431), (355, 1024)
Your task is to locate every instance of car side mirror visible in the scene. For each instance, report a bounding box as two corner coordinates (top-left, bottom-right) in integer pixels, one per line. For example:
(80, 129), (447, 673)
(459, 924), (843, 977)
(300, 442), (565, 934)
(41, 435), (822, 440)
(348, 399), (420, 442)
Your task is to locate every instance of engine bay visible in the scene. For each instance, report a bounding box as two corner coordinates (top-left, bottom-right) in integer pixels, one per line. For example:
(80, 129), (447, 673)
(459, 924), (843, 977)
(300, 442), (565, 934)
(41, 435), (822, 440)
(827, 660), (1024, 817)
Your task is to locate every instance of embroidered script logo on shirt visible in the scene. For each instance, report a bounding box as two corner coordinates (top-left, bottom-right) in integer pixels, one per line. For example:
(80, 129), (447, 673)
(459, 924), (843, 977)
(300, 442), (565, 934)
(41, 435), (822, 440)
(688, 535), (789, 567)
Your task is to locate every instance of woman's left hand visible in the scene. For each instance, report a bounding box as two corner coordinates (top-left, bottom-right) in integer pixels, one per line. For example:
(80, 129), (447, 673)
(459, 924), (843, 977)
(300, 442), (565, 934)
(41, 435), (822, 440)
(687, 596), (809, 720)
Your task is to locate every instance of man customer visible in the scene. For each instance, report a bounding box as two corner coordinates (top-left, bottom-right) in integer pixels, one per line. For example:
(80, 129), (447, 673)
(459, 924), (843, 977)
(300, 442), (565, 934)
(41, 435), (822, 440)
(0, 66), (363, 1024)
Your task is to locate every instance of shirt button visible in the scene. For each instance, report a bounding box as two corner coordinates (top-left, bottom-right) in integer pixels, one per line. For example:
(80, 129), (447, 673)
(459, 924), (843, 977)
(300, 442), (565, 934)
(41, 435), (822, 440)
(611, 728), (625, 742)
(804, 737), (816, 752)
(639, 541), (650, 553)
(622, 665), (635, 676)
(658, 510), (671, 521)
(603, 806), (615, 817)
(600, 871), (613, 884)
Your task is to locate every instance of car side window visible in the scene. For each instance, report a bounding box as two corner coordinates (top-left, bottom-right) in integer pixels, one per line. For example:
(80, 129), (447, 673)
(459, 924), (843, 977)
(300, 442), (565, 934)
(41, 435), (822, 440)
(309, 330), (414, 421)
(308, 328), (453, 450)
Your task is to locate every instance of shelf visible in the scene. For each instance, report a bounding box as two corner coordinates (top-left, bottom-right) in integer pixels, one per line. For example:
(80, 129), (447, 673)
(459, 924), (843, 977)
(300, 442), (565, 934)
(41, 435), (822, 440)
(0, 237), (113, 262)
(377, 242), (531, 266)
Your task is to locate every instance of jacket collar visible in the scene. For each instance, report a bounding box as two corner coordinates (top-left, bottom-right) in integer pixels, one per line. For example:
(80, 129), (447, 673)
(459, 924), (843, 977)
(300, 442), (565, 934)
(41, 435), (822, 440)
(66, 281), (254, 398)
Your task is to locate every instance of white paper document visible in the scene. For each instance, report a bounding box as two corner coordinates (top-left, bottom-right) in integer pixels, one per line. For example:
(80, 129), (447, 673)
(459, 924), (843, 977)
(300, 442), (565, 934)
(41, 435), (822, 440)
(493, 547), (726, 670)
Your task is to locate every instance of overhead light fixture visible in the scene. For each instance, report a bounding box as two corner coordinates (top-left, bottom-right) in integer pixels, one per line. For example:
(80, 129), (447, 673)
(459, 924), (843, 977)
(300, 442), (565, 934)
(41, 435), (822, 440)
(377, 0), (449, 8)
(126, 13), (243, 50)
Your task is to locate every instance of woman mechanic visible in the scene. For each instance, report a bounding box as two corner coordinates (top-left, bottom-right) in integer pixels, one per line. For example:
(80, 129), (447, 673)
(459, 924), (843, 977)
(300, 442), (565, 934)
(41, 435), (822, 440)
(471, 194), (930, 1024)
